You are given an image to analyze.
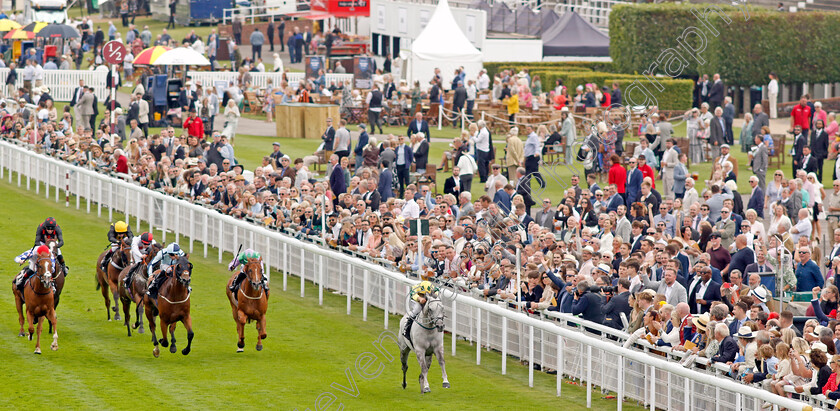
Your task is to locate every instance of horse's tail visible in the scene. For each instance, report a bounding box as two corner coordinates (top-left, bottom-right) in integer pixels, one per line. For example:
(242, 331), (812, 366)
(95, 276), (101, 290)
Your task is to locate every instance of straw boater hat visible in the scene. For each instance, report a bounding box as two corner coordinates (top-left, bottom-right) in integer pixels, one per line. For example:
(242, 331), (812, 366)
(692, 313), (710, 332)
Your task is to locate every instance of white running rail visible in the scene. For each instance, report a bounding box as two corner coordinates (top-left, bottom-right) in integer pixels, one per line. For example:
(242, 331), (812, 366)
(0, 139), (819, 411)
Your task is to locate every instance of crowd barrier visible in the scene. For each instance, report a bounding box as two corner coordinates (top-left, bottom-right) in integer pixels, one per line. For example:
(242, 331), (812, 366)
(0, 69), (109, 102)
(0, 139), (819, 411)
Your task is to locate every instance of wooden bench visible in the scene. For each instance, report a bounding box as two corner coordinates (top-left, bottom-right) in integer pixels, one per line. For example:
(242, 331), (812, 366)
(769, 134), (787, 168)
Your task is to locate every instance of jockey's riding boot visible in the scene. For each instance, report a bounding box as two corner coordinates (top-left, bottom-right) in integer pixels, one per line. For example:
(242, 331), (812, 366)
(16, 268), (34, 292)
(262, 276), (270, 291)
(403, 317), (414, 340)
(147, 277), (160, 299)
(101, 250), (112, 271)
(228, 272), (244, 292)
(57, 254), (68, 276)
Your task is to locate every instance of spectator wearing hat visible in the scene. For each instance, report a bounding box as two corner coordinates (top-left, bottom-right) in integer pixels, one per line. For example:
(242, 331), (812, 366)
(183, 108), (204, 139)
(269, 142), (284, 165)
(277, 155), (295, 182)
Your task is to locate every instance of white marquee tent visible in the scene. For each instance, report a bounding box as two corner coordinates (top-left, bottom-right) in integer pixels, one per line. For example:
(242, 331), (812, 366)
(407, 0), (483, 90)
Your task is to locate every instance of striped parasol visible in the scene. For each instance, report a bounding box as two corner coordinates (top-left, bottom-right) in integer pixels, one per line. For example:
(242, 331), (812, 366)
(133, 46), (171, 65)
(0, 19), (21, 32)
(21, 22), (48, 33)
(4, 28), (35, 40)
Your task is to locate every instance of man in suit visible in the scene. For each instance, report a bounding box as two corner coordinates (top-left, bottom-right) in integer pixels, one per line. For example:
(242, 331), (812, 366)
(710, 323), (739, 363)
(801, 146), (819, 174)
(602, 278), (631, 330)
(362, 179), (381, 210)
(393, 135), (414, 198)
(723, 96), (735, 145)
(752, 104), (769, 139)
(353, 123), (369, 173)
(611, 82), (622, 106)
(443, 166), (463, 199)
(514, 167), (536, 215)
(791, 125), (807, 177)
(406, 112), (430, 141)
(534, 198), (555, 230)
(708, 73), (724, 110)
(412, 133), (429, 174)
(378, 161), (394, 201)
(629, 221), (645, 253)
(625, 157), (643, 207)
(514, 203), (534, 230)
(322, 117), (336, 158)
(709, 107), (726, 160)
(688, 267), (721, 314)
(751, 135), (768, 191)
(571, 280), (605, 325)
(493, 180), (512, 215)
(641, 267), (687, 306)
(457, 192), (474, 219)
(70, 79), (85, 125)
(327, 154), (345, 206)
(77, 86), (95, 129)
(812, 119), (829, 181)
(746, 176), (765, 218)
(452, 80), (467, 128)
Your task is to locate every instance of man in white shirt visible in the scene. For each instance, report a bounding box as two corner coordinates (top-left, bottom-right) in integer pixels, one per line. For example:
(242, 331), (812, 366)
(471, 119), (491, 182)
(485, 164), (507, 197)
(400, 186), (420, 219)
(791, 208), (812, 243)
(333, 119), (351, 159)
(477, 69), (490, 90)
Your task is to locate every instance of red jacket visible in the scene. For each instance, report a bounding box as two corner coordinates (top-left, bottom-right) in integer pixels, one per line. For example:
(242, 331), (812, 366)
(183, 116), (204, 138)
(639, 163), (656, 189)
(791, 104), (812, 132)
(116, 155), (128, 174)
(608, 162), (627, 193)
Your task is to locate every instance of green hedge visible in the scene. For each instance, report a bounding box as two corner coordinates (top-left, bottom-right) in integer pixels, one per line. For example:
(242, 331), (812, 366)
(609, 3), (840, 85)
(482, 61), (614, 77)
(527, 70), (692, 110)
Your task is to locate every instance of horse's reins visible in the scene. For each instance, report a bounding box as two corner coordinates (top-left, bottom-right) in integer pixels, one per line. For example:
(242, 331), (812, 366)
(238, 261), (266, 301)
(29, 256), (54, 295)
(415, 300), (445, 330)
(158, 262), (192, 305)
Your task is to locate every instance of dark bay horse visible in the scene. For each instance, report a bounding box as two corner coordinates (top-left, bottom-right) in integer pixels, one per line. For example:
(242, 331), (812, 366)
(13, 249), (58, 354)
(118, 243), (163, 337)
(225, 258), (269, 352)
(95, 238), (131, 321)
(144, 255), (194, 358)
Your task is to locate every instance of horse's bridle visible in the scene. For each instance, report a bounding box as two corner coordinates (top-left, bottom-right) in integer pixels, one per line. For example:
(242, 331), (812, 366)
(31, 255), (54, 294)
(244, 261), (265, 293)
(416, 298), (445, 332)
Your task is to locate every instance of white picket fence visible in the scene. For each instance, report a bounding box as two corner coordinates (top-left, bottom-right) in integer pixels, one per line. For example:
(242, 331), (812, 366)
(186, 70), (354, 91)
(0, 69), (109, 101)
(0, 139), (819, 411)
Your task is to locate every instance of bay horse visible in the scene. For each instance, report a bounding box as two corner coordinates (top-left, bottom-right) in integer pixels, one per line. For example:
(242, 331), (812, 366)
(95, 237), (131, 321)
(117, 243), (163, 337)
(12, 249), (58, 354)
(144, 255), (194, 358)
(225, 258), (269, 352)
(398, 296), (449, 393)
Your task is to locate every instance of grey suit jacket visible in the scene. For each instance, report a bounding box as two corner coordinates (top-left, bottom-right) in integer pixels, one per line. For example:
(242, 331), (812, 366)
(641, 275), (688, 306)
(753, 112), (769, 138)
(534, 208), (554, 230)
(753, 144), (768, 175)
(77, 93), (94, 115)
(615, 216), (631, 242)
(710, 116), (726, 145)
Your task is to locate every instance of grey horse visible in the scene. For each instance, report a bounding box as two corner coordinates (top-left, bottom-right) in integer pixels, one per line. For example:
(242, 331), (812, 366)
(398, 296), (450, 393)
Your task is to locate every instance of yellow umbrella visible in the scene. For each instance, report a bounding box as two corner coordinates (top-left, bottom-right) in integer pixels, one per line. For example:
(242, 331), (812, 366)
(0, 19), (21, 32)
(21, 22), (48, 33)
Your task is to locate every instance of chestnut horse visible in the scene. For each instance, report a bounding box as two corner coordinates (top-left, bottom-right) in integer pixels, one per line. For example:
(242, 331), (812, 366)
(95, 238), (131, 321)
(225, 258), (269, 352)
(13, 250), (58, 354)
(118, 243), (163, 337)
(144, 255), (194, 358)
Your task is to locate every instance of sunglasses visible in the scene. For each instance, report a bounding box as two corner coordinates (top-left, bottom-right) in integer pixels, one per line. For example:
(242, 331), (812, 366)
(799, 251), (810, 254)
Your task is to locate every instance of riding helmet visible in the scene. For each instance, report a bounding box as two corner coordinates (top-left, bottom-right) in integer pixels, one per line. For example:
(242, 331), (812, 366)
(417, 280), (433, 294)
(166, 243), (181, 255)
(44, 217), (56, 229)
(114, 221), (128, 233)
(141, 232), (153, 245)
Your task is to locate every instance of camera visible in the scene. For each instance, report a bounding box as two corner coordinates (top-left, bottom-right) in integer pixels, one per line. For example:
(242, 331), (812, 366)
(591, 285), (618, 294)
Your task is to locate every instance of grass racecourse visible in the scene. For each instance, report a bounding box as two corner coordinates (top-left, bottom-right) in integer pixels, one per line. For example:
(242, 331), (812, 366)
(0, 176), (641, 410)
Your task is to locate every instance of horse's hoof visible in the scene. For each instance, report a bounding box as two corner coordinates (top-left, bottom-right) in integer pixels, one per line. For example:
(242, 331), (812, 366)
(153, 347), (160, 358)
(28, 334), (32, 341)
(402, 383), (406, 389)
(236, 347), (244, 353)
(170, 343), (177, 354)
(114, 313), (121, 321)
(237, 341), (244, 349)
(127, 331), (132, 337)
(256, 344), (263, 351)
(260, 334), (267, 340)
(422, 387), (430, 394)
(18, 332), (25, 337)
(442, 382), (450, 388)
(34, 348), (41, 355)
(160, 339), (169, 348)
(181, 347), (190, 355)
(51, 343), (58, 351)
(138, 327), (145, 334)
(132, 322), (140, 330)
